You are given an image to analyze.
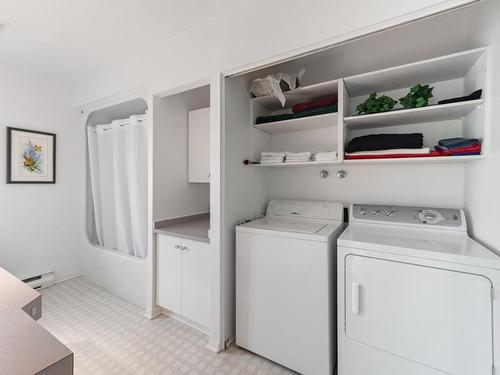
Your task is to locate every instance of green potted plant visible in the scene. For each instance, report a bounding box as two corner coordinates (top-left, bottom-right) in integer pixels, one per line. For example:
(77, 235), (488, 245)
(356, 93), (398, 115)
(399, 84), (434, 108)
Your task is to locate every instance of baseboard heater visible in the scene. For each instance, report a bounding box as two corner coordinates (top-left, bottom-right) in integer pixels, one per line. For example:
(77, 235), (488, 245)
(23, 272), (55, 290)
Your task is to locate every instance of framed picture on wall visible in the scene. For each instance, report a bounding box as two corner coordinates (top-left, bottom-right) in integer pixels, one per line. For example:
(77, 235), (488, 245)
(7, 127), (56, 183)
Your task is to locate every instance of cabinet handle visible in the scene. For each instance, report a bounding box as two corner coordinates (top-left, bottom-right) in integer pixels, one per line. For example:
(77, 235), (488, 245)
(352, 282), (361, 315)
(174, 244), (180, 249)
(181, 246), (188, 251)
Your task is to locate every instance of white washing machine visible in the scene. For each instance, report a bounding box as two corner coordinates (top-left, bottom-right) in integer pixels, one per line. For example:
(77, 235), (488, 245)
(338, 203), (500, 375)
(236, 200), (345, 375)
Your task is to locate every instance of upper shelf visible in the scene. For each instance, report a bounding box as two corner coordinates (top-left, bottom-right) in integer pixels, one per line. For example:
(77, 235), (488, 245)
(252, 79), (339, 111)
(344, 99), (484, 130)
(254, 112), (338, 134)
(344, 47), (486, 97)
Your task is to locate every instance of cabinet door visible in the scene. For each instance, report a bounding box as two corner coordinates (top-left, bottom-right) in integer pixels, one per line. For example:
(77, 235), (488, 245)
(345, 255), (493, 375)
(156, 235), (182, 314)
(188, 107), (210, 183)
(181, 239), (211, 328)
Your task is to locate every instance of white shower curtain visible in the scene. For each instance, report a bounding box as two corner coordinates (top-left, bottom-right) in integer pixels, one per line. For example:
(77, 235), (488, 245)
(87, 115), (148, 258)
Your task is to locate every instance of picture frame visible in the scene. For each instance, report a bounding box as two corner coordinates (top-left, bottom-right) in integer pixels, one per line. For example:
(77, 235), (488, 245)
(7, 127), (56, 184)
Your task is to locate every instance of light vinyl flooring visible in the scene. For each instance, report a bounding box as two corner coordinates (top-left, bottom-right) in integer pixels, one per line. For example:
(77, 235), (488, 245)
(39, 277), (296, 375)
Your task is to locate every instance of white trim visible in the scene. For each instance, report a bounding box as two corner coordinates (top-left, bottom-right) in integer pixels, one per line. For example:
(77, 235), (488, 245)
(144, 305), (162, 320)
(156, 78), (210, 99)
(54, 271), (82, 284)
(223, 0), (480, 78)
(160, 308), (210, 335)
(209, 73), (225, 352)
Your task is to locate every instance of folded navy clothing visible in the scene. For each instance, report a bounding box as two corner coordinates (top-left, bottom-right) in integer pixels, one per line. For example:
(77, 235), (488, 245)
(438, 137), (479, 149)
(346, 133), (424, 153)
(438, 89), (482, 105)
(255, 113), (294, 124)
(255, 104), (337, 125)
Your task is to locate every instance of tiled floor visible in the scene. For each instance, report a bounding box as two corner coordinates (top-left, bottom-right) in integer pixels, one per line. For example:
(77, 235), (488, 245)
(39, 277), (296, 375)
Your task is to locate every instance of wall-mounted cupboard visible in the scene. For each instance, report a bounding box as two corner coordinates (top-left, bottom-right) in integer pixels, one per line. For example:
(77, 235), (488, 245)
(244, 47), (489, 166)
(188, 107), (210, 183)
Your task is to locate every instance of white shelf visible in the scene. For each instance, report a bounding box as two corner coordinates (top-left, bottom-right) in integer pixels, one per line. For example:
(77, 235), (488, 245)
(344, 99), (484, 130)
(254, 112), (338, 134)
(344, 154), (484, 165)
(252, 79), (339, 110)
(344, 47), (486, 96)
(255, 160), (341, 167)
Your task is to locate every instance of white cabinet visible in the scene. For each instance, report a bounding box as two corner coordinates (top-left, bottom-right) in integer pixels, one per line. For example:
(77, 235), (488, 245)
(188, 107), (210, 183)
(156, 235), (182, 314)
(156, 234), (211, 330)
(180, 238), (211, 328)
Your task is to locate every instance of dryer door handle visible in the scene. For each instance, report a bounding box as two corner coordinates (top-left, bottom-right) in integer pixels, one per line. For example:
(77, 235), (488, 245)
(352, 282), (361, 315)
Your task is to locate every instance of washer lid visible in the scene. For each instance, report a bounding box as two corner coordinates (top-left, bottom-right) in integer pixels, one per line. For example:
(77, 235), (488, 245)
(249, 219), (327, 234)
(267, 200), (343, 221)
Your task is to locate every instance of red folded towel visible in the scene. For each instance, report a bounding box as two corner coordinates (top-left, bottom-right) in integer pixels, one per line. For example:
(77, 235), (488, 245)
(436, 143), (481, 155)
(345, 151), (440, 160)
(345, 144), (482, 160)
(292, 95), (338, 114)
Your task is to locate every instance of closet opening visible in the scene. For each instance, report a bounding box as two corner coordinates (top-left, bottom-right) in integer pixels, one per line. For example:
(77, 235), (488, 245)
(222, 3), (488, 344)
(85, 98), (149, 259)
(153, 84), (211, 224)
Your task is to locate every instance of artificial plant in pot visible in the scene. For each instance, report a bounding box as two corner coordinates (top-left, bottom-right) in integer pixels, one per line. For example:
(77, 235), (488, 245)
(399, 84), (434, 108)
(356, 93), (398, 115)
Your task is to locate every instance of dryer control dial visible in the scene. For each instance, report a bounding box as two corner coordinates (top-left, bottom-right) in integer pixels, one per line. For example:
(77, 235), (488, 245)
(418, 209), (444, 224)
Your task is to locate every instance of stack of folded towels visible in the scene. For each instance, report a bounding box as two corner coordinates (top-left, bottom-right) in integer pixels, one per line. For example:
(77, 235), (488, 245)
(434, 138), (481, 156)
(344, 134), (482, 160)
(260, 152), (286, 164)
(255, 95), (338, 125)
(315, 151), (338, 162)
(285, 152), (313, 163)
(345, 133), (428, 159)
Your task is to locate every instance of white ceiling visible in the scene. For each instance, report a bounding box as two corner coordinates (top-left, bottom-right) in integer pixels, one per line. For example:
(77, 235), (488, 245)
(0, 0), (238, 83)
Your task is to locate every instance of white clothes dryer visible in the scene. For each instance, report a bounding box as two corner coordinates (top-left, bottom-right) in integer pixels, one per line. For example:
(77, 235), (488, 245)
(338, 203), (500, 375)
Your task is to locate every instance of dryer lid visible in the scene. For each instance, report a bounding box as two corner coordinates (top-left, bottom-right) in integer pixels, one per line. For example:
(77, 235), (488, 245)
(266, 200), (343, 221)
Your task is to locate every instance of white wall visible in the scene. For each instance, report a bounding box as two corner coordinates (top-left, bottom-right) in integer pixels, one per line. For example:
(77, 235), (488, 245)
(464, 0), (500, 253)
(0, 63), (82, 281)
(268, 164), (465, 208)
(154, 86), (210, 221)
(73, 0), (475, 105)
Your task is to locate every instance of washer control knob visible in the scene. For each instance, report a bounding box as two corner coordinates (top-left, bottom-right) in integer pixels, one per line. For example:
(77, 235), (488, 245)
(372, 209), (380, 216)
(360, 208), (366, 216)
(386, 210), (395, 216)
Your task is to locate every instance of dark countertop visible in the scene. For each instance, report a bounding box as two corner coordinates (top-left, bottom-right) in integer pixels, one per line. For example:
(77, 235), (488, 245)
(154, 213), (210, 243)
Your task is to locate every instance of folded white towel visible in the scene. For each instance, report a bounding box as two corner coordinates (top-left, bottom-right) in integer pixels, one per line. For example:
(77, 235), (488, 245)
(315, 151), (338, 158)
(262, 152), (286, 158)
(286, 151), (313, 158)
(261, 159), (284, 163)
(261, 159), (284, 164)
(285, 159), (311, 163)
(315, 158), (337, 162)
(346, 148), (430, 156)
